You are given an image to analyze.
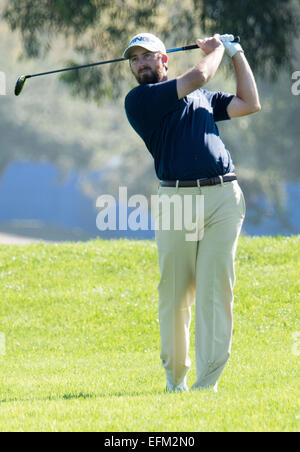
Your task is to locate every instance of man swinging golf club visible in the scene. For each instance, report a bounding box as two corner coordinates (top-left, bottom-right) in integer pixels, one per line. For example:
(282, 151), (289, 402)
(124, 32), (261, 392)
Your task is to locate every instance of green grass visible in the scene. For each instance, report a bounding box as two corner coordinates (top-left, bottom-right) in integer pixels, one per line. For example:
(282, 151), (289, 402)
(0, 236), (299, 432)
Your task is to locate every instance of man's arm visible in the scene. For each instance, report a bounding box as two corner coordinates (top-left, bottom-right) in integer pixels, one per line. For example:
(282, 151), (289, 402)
(226, 52), (261, 118)
(176, 36), (225, 100)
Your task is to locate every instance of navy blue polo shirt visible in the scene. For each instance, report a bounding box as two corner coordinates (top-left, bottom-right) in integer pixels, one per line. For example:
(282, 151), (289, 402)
(124, 78), (235, 180)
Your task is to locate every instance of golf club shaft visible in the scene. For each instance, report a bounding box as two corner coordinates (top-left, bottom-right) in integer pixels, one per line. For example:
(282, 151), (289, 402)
(26, 57), (127, 79)
(22, 36), (241, 80)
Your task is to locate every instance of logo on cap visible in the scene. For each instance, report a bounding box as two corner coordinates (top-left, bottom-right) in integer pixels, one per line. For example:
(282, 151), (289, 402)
(130, 36), (156, 45)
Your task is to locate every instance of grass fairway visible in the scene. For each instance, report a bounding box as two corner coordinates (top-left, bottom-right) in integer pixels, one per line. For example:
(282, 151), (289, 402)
(0, 236), (299, 432)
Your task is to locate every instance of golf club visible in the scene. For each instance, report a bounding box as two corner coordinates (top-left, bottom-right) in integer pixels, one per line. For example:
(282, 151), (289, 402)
(15, 36), (240, 96)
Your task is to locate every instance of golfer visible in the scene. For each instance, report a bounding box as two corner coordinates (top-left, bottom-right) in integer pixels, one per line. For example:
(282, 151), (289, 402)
(124, 33), (260, 392)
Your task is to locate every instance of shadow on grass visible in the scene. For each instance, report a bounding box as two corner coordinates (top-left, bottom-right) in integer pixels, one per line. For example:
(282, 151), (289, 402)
(0, 388), (166, 404)
(62, 392), (96, 400)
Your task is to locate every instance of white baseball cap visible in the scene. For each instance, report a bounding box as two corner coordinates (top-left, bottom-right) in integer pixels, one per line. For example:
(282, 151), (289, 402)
(123, 33), (166, 59)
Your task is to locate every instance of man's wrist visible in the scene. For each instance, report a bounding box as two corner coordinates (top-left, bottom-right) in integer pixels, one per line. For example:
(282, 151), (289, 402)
(212, 44), (225, 58)
(232, 50), (244, 60)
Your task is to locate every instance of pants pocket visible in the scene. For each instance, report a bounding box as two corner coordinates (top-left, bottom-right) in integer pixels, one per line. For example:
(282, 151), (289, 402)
(232, 182), (246, 218)
(239, 185), (246, 218)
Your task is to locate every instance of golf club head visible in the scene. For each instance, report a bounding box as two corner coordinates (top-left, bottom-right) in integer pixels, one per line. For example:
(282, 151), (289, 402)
(14, 75), (26, 96)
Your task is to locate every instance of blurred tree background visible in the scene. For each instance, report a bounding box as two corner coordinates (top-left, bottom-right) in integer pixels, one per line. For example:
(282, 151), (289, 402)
(1, 0), (300, 231)
(3, 0), (299, 98)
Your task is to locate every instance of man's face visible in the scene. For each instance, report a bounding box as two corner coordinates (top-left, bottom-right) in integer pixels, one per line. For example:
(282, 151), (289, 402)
(129, 46), (167, 85)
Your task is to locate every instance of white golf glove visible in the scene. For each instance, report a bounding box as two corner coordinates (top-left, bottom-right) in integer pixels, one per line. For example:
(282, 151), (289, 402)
(219, 33), (243, 58)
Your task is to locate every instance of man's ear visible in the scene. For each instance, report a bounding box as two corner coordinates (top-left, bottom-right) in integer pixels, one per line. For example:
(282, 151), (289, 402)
(162, 54), (168, 71)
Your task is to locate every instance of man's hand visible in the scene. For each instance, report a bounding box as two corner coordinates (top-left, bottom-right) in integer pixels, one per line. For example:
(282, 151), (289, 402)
(220, 34), (243, 58)
(196, 34), (224, 55)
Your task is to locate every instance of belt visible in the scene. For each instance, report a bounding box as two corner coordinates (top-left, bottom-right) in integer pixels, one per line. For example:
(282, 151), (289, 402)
(160, 174), (237, 188)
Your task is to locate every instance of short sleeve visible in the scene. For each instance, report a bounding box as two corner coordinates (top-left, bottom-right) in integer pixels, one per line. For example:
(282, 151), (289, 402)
(211, 91), (234, 122)
(124, 79), (179, 133)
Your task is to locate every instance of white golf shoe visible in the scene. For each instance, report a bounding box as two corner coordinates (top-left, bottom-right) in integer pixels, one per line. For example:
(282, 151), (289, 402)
(166, 379), (189, 392)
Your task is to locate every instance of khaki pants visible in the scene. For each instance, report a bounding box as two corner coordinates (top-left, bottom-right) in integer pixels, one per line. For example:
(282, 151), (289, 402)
(155, 180), (246, 390)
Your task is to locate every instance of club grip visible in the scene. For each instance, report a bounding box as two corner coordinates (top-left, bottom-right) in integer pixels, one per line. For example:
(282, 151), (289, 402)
(182, 36), (240, 51)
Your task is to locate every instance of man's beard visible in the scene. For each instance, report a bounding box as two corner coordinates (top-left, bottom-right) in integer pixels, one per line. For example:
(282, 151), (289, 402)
(135, 67), (162, 85)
